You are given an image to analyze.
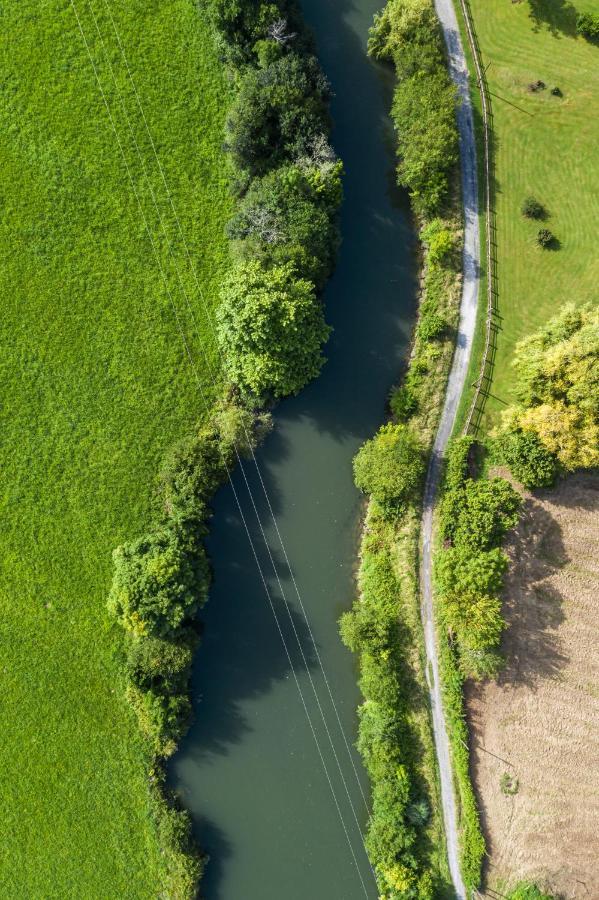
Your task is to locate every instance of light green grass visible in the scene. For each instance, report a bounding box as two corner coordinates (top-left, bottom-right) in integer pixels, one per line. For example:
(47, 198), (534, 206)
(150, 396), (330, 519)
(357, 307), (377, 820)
(464, 0), (599, 432)
(0, 1), (230, 895)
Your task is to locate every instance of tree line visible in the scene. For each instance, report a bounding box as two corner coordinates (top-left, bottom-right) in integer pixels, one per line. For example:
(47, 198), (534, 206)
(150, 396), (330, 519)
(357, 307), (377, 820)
(106, 2), (343, 895)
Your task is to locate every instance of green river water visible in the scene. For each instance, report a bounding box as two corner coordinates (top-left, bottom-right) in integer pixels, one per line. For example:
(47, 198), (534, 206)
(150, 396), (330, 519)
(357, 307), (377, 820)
(170, 1), (419, 896)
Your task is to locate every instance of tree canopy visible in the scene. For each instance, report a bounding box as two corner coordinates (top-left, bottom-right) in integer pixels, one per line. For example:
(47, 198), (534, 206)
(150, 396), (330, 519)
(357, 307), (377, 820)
(216, 260), (330, 399)
(500, 304), (599, 471)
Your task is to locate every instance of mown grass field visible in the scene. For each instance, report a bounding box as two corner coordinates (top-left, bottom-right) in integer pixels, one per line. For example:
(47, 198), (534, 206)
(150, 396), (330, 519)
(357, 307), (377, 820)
(462, 0), (599, 432)
(0, 1), (230, 895)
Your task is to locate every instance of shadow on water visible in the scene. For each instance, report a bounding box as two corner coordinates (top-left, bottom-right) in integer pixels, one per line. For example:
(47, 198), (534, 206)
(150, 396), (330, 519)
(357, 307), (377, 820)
(170, 0), (422, 897)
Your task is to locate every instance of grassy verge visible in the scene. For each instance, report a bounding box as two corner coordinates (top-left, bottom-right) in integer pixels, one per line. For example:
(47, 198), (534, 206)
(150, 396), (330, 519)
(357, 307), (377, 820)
(340, 4), (470, 894)
(0, 1), (230, 896)
(460, 0), (599, 434)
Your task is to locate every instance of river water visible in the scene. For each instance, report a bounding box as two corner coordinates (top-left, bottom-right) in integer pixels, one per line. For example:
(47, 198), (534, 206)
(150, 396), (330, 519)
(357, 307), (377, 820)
(170, 1), (418, 896)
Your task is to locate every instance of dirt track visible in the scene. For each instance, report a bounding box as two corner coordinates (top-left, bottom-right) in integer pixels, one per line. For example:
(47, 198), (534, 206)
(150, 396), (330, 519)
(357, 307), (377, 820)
(467, 472), (599, 897)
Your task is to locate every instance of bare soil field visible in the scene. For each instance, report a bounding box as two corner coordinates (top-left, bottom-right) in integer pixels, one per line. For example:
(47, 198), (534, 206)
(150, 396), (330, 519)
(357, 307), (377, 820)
(466, 471), (599, 898)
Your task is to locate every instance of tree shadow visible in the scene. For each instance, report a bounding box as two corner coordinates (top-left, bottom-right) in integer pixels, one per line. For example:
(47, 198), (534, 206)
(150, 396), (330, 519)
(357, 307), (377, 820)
(525, 0), (578, 38)
(497, 497), (569, 689)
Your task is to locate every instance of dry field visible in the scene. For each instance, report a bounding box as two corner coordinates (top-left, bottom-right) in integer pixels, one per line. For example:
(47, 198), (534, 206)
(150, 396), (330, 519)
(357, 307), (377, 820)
(466, 472), (599, 898)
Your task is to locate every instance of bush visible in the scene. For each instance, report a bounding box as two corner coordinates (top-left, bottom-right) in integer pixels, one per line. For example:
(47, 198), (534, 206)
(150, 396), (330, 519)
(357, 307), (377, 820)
(353, 423), (425, 515)
(108, 528), (209, 639)
(537, 228), (554, 248)
(422, 217), (455, 262)
(225, 52), (331, 179)
(496, 429), (558, 488)
(452, 477), (521, 552)
(521, 196), (545, 219)
(390, 378), (421, 420)
(417, 311), (446, 341)
(227, 161), (341, 287)
(216, 260), (330, 399)
(436, 439), (521, 680)
(577, 12), (599, 40)
(125, 634), (196, 695)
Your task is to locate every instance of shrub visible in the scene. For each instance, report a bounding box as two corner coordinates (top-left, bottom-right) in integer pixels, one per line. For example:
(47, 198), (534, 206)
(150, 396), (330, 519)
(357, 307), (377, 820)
(108, 528), (209, 639)
(225, 52), (331, 178)
(436, 546), (508, 597)
(452, 477), (521, 552)
(537, 228), (554, 248)
(417, 311), (446, 341)
(577, 12), (599, 40)
(390, 380), (420, 420)
(521, 196), (545, 219)
(353, 423), (425, 515)
(422, 217), (455, 262)
(216, 260), (330, 400)
(436, 439), (521, 680)
(227, 161), (341, 286)
(496, 429), (558, 488)
(125, 634), (196, 695)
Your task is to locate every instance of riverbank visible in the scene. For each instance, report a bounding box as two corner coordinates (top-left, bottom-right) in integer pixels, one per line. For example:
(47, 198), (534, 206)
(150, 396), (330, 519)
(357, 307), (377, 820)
(106, 1), (344, 895)
(340, 2), (476, 895)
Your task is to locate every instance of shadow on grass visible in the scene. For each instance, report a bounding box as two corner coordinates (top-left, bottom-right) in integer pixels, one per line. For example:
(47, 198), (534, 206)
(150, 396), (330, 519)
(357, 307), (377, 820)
(525, 0), (578, 38)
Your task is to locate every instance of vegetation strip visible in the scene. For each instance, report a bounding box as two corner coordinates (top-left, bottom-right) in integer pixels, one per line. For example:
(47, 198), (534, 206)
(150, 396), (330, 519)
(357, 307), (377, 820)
(104, 1), (344, 894)
(455, 0), (494, 436)
(339, 2), (481, 896)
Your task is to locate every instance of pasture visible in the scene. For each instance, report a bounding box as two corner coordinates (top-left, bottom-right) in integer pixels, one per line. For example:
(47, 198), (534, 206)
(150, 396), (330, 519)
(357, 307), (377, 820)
(0, 0), (230, 894)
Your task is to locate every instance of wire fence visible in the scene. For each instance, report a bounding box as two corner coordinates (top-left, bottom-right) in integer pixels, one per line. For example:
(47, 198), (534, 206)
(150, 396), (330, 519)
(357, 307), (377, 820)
(458, 0), (499, 436)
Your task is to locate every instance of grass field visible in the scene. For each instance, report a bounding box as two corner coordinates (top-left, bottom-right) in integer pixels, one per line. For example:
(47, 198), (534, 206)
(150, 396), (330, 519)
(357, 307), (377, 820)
(462, 0), (599, 432)
(0, 1), (230, 895)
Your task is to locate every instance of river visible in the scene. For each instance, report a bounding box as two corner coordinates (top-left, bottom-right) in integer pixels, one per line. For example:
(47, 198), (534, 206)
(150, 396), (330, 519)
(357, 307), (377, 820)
(170, 1), (418, 896)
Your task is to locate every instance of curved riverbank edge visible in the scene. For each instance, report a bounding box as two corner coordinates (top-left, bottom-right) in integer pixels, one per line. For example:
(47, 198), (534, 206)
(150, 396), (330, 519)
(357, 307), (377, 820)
(421, 1), (480, 897)
(105, 3), (343, 896)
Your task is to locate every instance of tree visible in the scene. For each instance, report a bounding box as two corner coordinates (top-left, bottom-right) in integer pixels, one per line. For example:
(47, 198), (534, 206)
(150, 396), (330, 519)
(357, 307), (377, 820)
(521, 196), (545, 219)
(108, 528), (209, 638)
(225, 52), (331, 178)
(353, 423), (425, 514)
(216, 260), (330, 399)
(496, 429), (558, 488)
(453, 478), (521, 552)
(227, 162), (341, 287)
(500, 303), (599, 470)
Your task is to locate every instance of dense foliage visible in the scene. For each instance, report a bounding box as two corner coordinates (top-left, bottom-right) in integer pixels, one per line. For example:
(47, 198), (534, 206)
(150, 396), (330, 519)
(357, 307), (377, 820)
(209, 0), (342, 402)
(341, 2), (465, 893)
(216, 261), (330, 398)
(577, 12), (599, 40)
(340, 509), (434, 900)
(368, 0), (458, 213)
(499, 304), (599, 474)
(353, 424), (425, 516)
(436, 437), (521, 680)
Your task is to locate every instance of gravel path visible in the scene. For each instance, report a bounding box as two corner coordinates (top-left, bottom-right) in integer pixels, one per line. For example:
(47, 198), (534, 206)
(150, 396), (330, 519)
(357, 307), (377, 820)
(420, 2), (480, 897)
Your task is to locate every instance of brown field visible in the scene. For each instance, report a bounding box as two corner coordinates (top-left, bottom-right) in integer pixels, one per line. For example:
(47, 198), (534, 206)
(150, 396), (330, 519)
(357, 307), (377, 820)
(466, 472), (599, 898)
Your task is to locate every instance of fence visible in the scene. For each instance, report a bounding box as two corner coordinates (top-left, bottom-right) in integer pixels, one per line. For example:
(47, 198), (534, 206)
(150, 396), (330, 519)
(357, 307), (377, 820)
(458, 0), (499, 436)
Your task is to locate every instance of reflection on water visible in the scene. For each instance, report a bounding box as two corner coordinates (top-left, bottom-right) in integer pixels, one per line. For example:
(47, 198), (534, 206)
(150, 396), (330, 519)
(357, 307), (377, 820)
(169, 0), (419, 897)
